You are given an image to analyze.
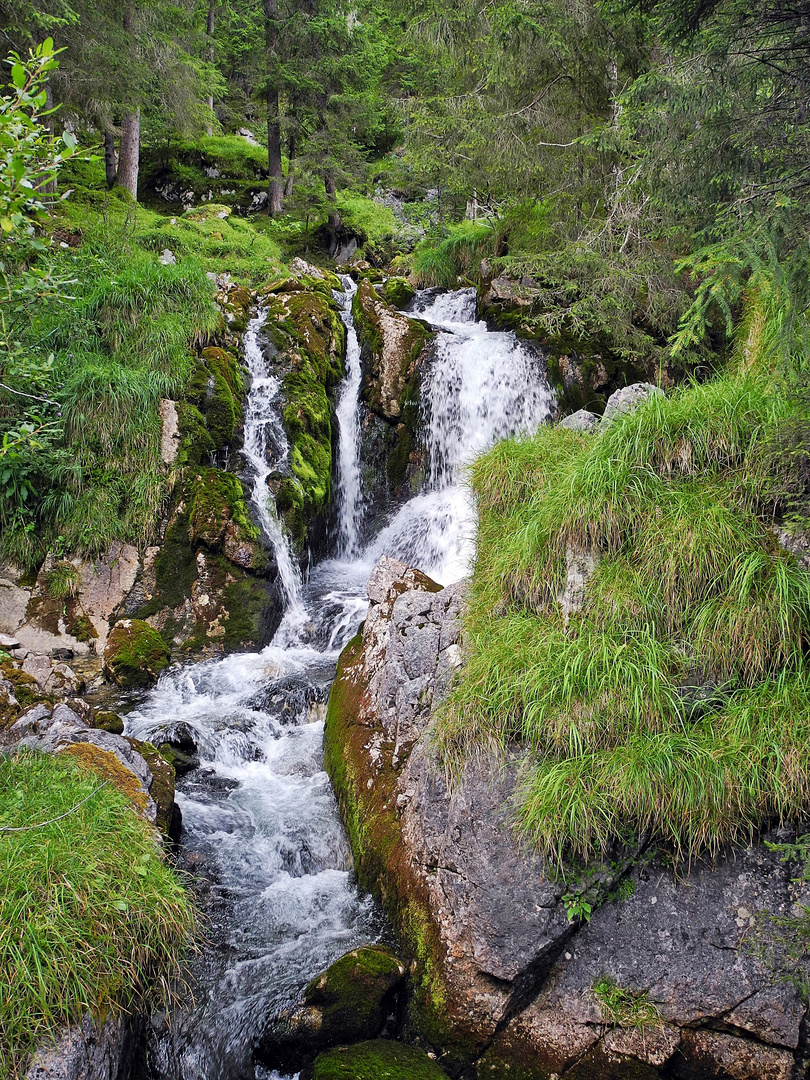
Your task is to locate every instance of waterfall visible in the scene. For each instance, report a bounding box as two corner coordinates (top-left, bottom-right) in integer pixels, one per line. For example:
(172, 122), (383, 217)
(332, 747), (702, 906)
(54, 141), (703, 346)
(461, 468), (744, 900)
(333, 276), (364, 556)
(126, 283), (554, 1080)
(242, 312), (304, 617)
(366, 287), (554, 583)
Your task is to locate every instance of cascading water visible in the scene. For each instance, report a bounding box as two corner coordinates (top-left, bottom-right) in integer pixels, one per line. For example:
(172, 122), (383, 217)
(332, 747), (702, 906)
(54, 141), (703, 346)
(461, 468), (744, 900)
(333, 276), (364, 557)
(125, 283), (553, 1080)
(242, 313), (304, 617)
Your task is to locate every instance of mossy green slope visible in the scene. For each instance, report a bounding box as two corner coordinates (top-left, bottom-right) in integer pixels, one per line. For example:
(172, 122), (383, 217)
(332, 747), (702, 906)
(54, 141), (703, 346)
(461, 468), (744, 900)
(262, 278), (346, 551)
(439, 369), (810, 862)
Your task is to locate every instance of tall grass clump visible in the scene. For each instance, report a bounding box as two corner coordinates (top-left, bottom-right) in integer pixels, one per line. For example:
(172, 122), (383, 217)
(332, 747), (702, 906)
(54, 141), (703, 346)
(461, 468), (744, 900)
(440, 368), (810, 862)
(0, 750), (196, 1077)
(412, 221), (494, 288)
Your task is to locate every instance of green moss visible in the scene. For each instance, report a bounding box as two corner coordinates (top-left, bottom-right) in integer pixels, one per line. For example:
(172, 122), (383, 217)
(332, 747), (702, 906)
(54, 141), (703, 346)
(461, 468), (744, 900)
(67, 614), (99, 642)
(0, 664), (44, 709)
(383, 278), (416, 309)
(303, 946), (405, 1043)
(148, 509), (199, 613)
(222, 573), (275, 651)
(103, 619), (171, 689)
(92, 710), (125, 735)
(176, 401), (215, 466)
(133, 740), (177, 840)
(186, 468), (258, 549)
(310, 1040), (448, 1080)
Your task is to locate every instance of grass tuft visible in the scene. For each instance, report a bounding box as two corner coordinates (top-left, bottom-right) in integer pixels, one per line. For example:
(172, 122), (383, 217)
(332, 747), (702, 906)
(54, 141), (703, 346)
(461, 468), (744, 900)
(0, 749), (196, 1077)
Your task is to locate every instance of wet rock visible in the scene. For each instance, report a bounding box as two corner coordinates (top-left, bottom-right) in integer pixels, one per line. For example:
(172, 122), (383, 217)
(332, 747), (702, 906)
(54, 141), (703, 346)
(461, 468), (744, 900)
(92, 709), (125, 735)
(382, 277), (416, 310)
(559, 408), (600, 432)
(159, 398), (180, 464)
(304, 1039), (449, 1080)
(24, 1012), (144, 1080)
(600, 382), (663, 426)
(103, 619), (171, 688)
(260, 946), (407, 1071)
(325, 557), (810, 1078)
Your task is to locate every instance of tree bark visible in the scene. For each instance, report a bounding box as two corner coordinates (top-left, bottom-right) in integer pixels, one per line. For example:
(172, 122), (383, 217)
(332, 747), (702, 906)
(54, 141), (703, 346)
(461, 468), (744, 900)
(115, 7), (140, 199)
(206, 2), (216, 136)
(104, 130), (118, 188)
(325, 169), (341, 229)
(284, 132), (295, 197)
(264, 0), (284, 215)
(116, 110), (141, 197)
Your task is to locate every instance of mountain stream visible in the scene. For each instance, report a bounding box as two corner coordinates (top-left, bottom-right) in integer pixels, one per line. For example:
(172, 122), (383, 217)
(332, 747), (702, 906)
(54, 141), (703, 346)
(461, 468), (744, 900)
(126, 281), (554, 1080)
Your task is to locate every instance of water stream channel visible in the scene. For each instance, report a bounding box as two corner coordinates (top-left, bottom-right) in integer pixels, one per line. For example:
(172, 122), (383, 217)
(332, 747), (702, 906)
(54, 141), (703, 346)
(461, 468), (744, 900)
(126, 282), (554, 1080)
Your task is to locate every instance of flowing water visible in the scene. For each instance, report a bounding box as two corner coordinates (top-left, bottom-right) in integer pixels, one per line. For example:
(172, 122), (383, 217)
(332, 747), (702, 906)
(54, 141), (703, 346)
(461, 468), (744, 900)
(126, 283), (553, 1080)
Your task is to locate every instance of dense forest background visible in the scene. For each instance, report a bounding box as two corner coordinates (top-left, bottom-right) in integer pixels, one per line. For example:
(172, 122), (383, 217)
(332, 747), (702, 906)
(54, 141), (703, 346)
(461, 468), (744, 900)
(1, 0), (810, 568)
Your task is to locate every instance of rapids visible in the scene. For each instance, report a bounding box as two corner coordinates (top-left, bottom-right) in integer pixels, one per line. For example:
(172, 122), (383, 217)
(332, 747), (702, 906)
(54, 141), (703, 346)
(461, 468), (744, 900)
(125, 282), (553, 1079)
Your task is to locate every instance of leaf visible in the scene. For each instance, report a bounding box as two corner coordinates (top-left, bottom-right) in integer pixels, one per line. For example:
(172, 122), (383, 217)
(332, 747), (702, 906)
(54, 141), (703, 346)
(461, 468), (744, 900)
(62, 131), (77, 152)
(10, 63), (25, 89)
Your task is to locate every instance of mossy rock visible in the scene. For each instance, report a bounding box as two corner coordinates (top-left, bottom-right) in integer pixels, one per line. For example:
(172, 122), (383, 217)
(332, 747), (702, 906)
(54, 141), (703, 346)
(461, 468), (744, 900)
(383, 278), (416, 309)
(92, 710), (125, 735)
(132, 739), (177, 840)
(307, 1040), (449, 1080)
(305, 945), (406, 1040)
(0, 663), (44, 709)
(103, 619), (171, 689)
(186, 467), (258, 550)
(59, 742), (149, 816)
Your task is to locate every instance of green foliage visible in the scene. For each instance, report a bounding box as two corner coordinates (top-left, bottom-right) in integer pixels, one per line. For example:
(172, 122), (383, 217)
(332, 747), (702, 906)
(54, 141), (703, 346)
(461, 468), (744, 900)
(412, 221), (493, 288)
(310, 1040), (449, 1080)
(440, 369), (810, 862)
(0, 749), (196, 1076)
(592, 977), (660, 1030)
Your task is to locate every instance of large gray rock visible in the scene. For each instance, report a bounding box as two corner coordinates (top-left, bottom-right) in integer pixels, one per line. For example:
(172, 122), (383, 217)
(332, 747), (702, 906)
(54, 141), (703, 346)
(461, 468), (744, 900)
(601, 381), (663, 425)
(559, 408), (600, 432)
(326, 557), (810, 1079)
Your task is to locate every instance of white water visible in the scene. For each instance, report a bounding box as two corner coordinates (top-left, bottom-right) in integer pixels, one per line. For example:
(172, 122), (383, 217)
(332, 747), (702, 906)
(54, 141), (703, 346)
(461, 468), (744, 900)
(126, 283), (553, 1080)
(242, 313), (304, 618)
(333, 276), (364, 557)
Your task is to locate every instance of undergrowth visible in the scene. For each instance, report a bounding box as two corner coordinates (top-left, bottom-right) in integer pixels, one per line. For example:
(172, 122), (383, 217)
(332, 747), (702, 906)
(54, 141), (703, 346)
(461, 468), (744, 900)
(439, 364), (810, 862)
(0, 749), (196, 1077)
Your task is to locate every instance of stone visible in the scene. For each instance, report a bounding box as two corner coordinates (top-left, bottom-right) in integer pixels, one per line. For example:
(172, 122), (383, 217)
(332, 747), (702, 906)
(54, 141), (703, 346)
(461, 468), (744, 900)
(675, 1029), (795, 1080)
(325, 557), (810, 1078)
(103, 619), (171, 688)
(260, 946), (407, 1072)
(0, 632), (21, 648)
(92, 710), (125, 735)
(22, 654), (54, 689)
(158, 249), (176, 265)
(559, 408), (600, 432)
(25, 1013), (138, 1080)
(559, 544), (598, 624)
(159, 399), (180, 464)
(601, 382), (663, 426)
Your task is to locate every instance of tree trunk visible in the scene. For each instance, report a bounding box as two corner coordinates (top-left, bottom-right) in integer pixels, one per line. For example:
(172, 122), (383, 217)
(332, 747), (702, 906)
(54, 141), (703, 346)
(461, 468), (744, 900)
(264, 0), (284, 215)
(284, 132), (295, 197)
(104, 130), (118, 188)
(206, 3), (216, 136)
(325, 169), (341, 229)
(115, 7), (140, 199)
(116, 109), (140, 198)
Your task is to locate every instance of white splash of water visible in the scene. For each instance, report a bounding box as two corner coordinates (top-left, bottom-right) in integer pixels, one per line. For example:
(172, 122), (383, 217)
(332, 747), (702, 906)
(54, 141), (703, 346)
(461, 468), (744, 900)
(333, 276), (364, 556)
(242, 311), (304, 617)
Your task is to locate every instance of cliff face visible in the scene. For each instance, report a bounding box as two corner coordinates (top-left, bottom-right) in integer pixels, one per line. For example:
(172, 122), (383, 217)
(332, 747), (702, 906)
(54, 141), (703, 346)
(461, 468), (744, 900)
(325, 557), (810, 1080)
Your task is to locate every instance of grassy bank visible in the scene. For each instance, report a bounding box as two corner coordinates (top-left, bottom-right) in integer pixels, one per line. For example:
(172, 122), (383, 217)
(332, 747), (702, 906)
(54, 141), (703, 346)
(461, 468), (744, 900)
(439, 351), (810, 862)
(0, 749), (196, 1077)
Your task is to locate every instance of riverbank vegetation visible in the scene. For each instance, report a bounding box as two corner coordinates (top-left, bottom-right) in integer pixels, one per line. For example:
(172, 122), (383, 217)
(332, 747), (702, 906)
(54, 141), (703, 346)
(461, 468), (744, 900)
(0, 750), (196, 1076)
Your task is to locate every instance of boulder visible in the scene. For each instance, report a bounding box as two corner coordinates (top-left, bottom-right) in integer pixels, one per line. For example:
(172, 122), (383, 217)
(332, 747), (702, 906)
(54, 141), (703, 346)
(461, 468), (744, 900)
(559, 408), (600, 432)
(103, 619), (171, 688)
(600, 382), (663, 426)
(92, 710), (125, 735)
(382, 277), (417, 310)
(25, 1013), (142, 1080)
(325, 557), (810, 1078)
(260, 946), (407, 1071)
(305, 1040), (448, 1080)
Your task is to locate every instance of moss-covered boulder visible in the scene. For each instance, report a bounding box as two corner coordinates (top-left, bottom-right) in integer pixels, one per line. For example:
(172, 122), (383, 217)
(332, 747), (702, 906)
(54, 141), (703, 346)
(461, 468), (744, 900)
(260, 946), (407, 1071)
(383, 277), (416, 310)
(103, 619), (171, 688)
(132, 739), (178, 841)
(261, 278), (346, 554)
(92, 709), (125, 735)
(185, 346), (247, 455)
(306, 1041), (449, 1080)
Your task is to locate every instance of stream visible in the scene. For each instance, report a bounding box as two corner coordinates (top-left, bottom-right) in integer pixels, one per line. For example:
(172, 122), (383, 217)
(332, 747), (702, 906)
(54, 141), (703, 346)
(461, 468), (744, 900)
(126, 281), (554, 1080)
